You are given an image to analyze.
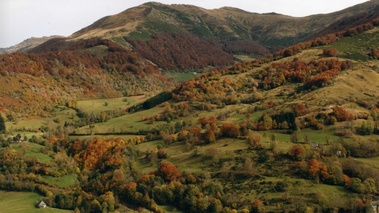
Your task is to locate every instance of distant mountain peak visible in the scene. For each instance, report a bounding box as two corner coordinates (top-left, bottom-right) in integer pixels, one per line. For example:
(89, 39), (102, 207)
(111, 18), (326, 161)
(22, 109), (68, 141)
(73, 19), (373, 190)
(0, 35), (63, 54)
(42, 1), (379, 57)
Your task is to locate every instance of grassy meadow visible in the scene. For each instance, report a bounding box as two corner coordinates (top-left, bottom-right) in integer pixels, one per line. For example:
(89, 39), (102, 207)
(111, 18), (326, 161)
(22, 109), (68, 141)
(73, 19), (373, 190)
(0, 191), (69, 213)
(164, 71), (200, 82)
(76, 95), (146, 114)
(11, 142), (52, 164)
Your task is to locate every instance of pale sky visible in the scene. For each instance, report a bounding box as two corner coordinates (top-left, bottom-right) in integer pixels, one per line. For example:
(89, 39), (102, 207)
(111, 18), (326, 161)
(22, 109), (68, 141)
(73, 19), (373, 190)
(0, 0), (369, 48)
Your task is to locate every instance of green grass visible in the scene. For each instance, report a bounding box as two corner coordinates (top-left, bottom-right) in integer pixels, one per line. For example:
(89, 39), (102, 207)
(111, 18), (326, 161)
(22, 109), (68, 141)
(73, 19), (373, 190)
(129, 31), (152, 40)
(233, 54), (256, 62)
(143, 20), (180, 33)
(6, 119), (46, 132)
(76, 97), (130, 114)
(164, 71), (200, 82)
(11, 142), (52, 164)
(0, 190), (69, 213)
(6, 106), (78, 132)
(50, 106), (79, 124)
(324, 27), (379, 61)
(355, 156), (379, 170)
(160, 205), (184, 213)
(76, 106), (165, 134)
(43, 174), (78, 187)
(76, 96), (144, 114)
(69, 134), (143, 141)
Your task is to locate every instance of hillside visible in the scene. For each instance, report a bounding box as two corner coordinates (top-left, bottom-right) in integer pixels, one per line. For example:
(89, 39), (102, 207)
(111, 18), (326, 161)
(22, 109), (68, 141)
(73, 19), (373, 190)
(0, 38), (175, 117)
(0, 36), (63, 54)
(1, 2), (379, 212)
(1, 11), (379, 212)
(23, 1), (379, 73)
(70, 1), (379, 53)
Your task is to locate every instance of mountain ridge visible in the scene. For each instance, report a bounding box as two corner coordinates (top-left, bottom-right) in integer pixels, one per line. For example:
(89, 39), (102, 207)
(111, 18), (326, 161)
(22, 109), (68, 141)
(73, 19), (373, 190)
(66, 0), (379, 53)
(1, 1), (379, 117)
(0, 35), (63, 54)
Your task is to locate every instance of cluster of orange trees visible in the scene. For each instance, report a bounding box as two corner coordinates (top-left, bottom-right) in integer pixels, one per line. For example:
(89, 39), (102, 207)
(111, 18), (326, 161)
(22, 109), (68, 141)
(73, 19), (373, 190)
(258, 58), (352, 90)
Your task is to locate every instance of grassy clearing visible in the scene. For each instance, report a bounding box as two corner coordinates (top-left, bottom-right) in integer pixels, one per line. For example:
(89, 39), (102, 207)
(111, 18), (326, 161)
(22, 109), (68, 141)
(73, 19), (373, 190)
(76, 97), (131, 114)
(43, 174), (78, 187)
(6, 119), (46, 132)
(6, 106), (78, 133)
(136, 138), (249, 174)
(50, 106), (79, 124)
(69, 134), (143, 141)
(11, 142), (52, 164)
(160, 205), (184, 213)
(164, 71), (200, 82)
(77, 106), (165, 134)
(355, 156), (379, 170)
(76, 95), (146, 114)
(0, 190), (69, 213)
(233, 54), (256, 62)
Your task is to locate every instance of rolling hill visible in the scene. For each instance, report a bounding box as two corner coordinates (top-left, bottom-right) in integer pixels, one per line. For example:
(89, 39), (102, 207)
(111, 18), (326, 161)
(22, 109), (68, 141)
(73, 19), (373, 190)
(1, 1), (379, 213)
(0, 0), (378, 119)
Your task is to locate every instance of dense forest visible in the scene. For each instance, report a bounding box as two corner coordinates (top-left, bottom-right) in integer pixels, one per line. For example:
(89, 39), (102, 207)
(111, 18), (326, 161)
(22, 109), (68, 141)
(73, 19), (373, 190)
(126, 32), (234, 70)
(0, 38), (175, 117)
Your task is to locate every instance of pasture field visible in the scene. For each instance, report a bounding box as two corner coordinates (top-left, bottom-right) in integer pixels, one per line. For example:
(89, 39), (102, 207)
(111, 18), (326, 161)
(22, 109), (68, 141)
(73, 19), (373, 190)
(165, 71), (200, 82)
(76, 95), (146, 114)
(0, 191), (69, 213)
(6, 119), (46, 132)
(69, 134), (143, 141)
(43, 174), (78, 188)
(11, 142), (52, 164)
(355, 156), (379, 170)
(6, 105), (78, 133)
(75, 105), (166, 134)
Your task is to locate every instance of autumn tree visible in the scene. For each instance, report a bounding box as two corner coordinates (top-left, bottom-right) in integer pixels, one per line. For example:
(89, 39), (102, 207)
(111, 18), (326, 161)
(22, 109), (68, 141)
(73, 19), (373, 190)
(323, 48), (338, 57)
(308, 159), (321, 181)
(247, 134), (261, 148)
(333, 107), (352, 121)
(220, 123), (240, 138)
(157, 161), (181, 182)
(290, 145), (306, 161)
(294, 103), (308, 117)
(369, 48), (379, 59)
(204, 129), (216, 143)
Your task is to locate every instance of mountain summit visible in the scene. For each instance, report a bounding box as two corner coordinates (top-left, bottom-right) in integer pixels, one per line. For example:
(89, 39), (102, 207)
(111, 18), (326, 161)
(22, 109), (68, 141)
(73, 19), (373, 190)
(68, 1), (379, 53)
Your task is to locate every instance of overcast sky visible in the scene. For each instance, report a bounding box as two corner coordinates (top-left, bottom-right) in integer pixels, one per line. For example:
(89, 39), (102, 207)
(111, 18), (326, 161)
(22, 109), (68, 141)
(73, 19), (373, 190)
(0, 0), (369, 48)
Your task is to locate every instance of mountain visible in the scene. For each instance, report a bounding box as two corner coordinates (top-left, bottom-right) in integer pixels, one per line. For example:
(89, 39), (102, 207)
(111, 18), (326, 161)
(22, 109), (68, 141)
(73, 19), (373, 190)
(69, 1), (379, 52)
(2, 2), (379, 213)
(0, 1), (378, 118)
(0, 36), (63, 54)
(26, 1), (379, 71)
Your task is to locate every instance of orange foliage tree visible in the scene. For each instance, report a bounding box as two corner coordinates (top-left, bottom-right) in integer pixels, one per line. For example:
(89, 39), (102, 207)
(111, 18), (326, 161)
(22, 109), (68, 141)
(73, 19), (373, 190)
(290, 145), (306, 161)
(157, 161), (181, 182)
(333, 107), (352, 121)
(308, 159), (320, 178)
(323, 48), (338, 57)
(220, 122), (240, 138)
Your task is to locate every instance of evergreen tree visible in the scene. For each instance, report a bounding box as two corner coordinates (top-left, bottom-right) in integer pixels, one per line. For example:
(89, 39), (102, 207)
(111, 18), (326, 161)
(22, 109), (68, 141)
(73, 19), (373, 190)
(0, 116), (5, 133)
